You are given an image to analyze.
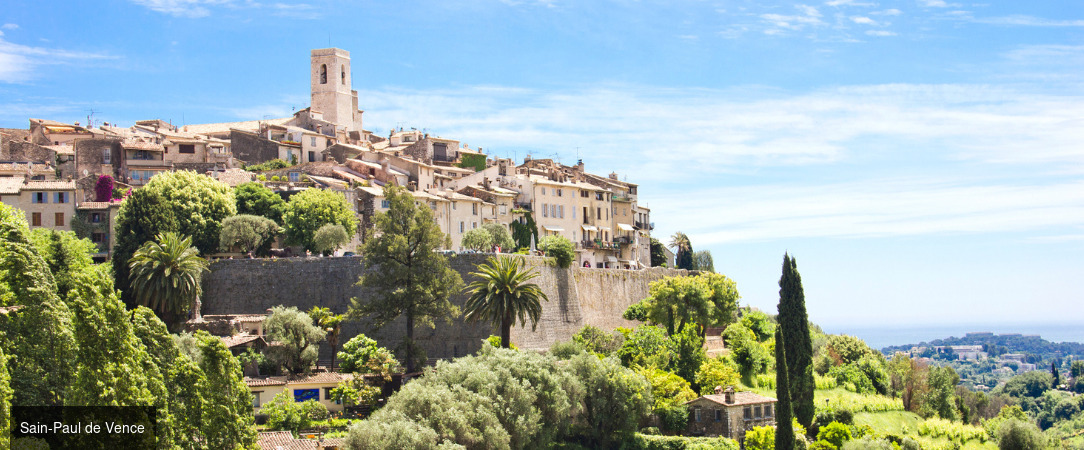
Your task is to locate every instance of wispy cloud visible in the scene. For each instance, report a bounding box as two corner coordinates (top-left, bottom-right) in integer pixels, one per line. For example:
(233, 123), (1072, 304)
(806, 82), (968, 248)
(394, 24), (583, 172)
(866, 30), (896, 36)
(851, 16), (876, 25)
(129, 0), (321, 18)
(920, 0), (950, 7)
(971, 15), (1084, 27)
(1, 24), (18, 30)
(0, 38), (117, 83)
(761, 4), (826, 34)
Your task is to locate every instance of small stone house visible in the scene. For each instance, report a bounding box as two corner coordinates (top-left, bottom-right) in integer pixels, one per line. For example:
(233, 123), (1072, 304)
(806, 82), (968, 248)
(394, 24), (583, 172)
(685, 386), (777, 441)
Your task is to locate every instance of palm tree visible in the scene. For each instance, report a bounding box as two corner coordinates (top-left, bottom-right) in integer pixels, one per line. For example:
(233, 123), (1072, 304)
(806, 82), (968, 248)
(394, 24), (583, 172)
(670, 231), (694, 270)
(128, 232), (209, 330)
(308, 306), (345, 371)
(463, 256), (549, 349)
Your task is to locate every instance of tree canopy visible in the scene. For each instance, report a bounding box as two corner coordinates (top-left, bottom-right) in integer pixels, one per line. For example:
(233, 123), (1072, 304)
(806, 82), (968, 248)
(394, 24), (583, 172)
(463, 256), (548, 348)
(778, 253), (815, 429)
(313, 223), (350, 256)
(265, 305), (326, 375)
(282, 188), (358, 252)
(112, 170), (235, 303)
(219, 214), (279, 255)
(538, 235), (575, 268)
(628, 272), (740, 336)
(349, 185), (462, 372)
(669, 231), (693, 270)
(460, 228), (494, 252)
(128, 232), (209, 329)
(233, 182), (286, 224)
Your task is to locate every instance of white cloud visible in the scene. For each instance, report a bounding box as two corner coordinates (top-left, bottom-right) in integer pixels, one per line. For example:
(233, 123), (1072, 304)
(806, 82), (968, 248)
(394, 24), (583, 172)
(1, 24), (18, 30)
(851, 16), (876, 25)
(761, 4), (825, 33)
(873, 8), (902, 16)
(866, 30), (896, 36)
(921, 0), (949, 7)
(129, 0), (320, 18)
(0, 38), (117, 83)
(972, 15), (1084, 27)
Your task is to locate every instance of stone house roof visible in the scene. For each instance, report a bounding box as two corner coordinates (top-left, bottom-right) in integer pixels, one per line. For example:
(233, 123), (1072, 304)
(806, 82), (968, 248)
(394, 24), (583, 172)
(257, 431), (346, 450)
(689, 389), (777, 407)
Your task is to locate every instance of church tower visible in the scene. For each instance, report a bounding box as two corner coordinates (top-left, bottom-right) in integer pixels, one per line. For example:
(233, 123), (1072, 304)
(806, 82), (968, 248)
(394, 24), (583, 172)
(311, 48), (361, 132)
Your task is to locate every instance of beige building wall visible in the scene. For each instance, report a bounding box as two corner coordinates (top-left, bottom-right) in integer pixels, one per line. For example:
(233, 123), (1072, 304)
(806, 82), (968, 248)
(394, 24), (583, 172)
(163, 141), (208, 163)
(0, 181), (77, 231)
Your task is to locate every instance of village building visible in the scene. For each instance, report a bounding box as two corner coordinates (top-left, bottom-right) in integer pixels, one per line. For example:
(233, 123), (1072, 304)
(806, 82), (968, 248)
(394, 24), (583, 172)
(684, 386), (777, 442)
(0, 178), (77, 231)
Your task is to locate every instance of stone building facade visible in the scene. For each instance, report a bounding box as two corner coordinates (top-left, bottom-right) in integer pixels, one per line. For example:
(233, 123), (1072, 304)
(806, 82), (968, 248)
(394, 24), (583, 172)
(685, 387), (778, 442)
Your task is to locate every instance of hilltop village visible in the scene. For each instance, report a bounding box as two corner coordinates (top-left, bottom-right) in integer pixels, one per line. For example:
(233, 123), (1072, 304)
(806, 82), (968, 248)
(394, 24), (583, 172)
(0, 47), (656, 269)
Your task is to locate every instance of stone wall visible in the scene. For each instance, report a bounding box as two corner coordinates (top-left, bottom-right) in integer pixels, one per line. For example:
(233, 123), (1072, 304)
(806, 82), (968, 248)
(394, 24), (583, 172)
(229, 130), (279, 165)
(200, 255), (688, 360)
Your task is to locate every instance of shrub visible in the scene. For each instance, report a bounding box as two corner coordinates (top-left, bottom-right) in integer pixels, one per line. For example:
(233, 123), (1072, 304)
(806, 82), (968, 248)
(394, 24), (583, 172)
(696, 357), (742, 394)
(337, 334), (401, 377)
(485, 335), (518, 350)
(538, 235), (575, 268)
(617, 325), (676, 369)
(263, 391), (311, 432)
(744, 425), (775, 450)
(301, 400), (329, 422)
(271, 175), (281, 181)
(816, 422), (852, 449)
(996, 419), (1044, 450)
(841, 437), (893, 450)
(258, 175), (267, 181)
(623, 433), (739, 450)
(313, 223), (350, 255)
(573, 325), (624, 355)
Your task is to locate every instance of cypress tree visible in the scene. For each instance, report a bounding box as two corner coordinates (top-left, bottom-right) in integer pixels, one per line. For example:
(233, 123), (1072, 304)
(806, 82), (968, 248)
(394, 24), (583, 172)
(774, 328), (795, 450)
(777, 253), (815, 430)
(1052, 362), (1060, 388)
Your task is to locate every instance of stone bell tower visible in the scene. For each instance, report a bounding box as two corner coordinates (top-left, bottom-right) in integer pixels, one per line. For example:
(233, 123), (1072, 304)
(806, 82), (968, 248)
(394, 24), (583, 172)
(310, 48), (362, 132)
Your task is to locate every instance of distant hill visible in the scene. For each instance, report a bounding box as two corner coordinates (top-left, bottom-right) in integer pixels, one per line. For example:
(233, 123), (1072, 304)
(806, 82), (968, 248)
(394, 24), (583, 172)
(882, 332), (1084, 363)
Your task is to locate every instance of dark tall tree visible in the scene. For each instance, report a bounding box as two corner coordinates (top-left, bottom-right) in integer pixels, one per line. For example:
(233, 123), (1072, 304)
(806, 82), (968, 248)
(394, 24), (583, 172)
(777, 253), (815, 430)
(1052, 362), (1060, 388)
(670, 232), (694, 270)
(349, 185), (463, 373)
(649, 238), (666, 267)
(775, 328), (795, 450)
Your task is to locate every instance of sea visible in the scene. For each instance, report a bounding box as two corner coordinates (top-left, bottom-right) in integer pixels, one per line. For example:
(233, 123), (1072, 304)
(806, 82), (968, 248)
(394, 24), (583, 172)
(821, 323), (1084, 351)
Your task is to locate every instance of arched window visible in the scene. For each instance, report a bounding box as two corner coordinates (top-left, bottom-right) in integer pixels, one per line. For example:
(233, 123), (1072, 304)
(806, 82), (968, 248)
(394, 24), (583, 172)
(320, 64), (327, 84)
(341, 65), (346, 85)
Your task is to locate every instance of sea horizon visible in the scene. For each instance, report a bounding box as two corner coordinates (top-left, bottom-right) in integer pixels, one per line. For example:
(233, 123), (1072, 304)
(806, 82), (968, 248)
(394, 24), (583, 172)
(821, 323), (1084, 351)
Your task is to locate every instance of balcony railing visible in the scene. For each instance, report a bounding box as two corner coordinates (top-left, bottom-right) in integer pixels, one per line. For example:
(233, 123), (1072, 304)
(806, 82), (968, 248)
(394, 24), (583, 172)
(580, 240), (619, 250)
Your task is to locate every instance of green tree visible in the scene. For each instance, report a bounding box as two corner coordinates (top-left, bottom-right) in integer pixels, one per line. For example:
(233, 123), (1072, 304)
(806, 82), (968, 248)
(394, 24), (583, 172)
(130, 306), (208, 449)
(265, 306), (326, 375)
(538, 235), (575, 268)
(112, 170), (235, 304)
(460, 227), (494, 251)
(778, 253), (815, 429)
(262, 391), (313, 433)
(0, 203), (77, 406)
(566, 352), (652, 446)
(616, 325), (677, 369)
(692, 250), (715, 272)
(233, 182), (286, 224)
(745, 425), (776, 450)
(817, 422), (852, 448)
(572, 325), (624, 355)
(349, 185), (463, 373)
(510, 212), (539, 251)
(996, 419), (1044, 450)
(695, 357), (742, 394)
(669, 231), (693, 270)
(313, 223), (350, 256)
(923, 366), (959, 420)
(775, 328), (796, 450)
(673, 323), (706, 385)
(337, 334), (401, 377)
(308, 306), (345, 372)
(282, 188), (358, 252)
(650, 238), (667, 267)
(1051, 362), (1059, 388)
(463, 256), (548, 349)
(67, 265), (164, 408)
(724, 323), (771, 386)
(482, 223), (515, 252)
(196, 331), (257, 449)
(0, 347), (11, 450)
(128, 232), (210, 330)
(27, 228), (96, 301)
(741, 309), (775, 342)
(218, 214), (279, 255)
(1071, 360), (1084, 378)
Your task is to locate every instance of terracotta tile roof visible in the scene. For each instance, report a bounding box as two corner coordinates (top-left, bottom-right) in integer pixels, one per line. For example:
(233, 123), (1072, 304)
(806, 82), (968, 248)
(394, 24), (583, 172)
(77, 201), (116, 210)
(24, 180), (76, 190)
(0, 178), (23, 194)
(257, 431), (294, 450)
(288, 372), (350, 384)
(0, 162), (54, 174)
(43, 145), (75, 155)
(245, 376), (288, 387)
(220, 334), (265, 348)
(213, 168), (255, 187)
(183, 118), (291, 135)
(121, 139), (165, 151)
(692, 391), (777, 407)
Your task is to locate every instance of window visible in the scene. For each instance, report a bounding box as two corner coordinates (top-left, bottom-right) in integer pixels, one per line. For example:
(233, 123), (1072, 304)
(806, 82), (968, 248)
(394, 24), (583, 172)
(542, 203), (548, 218)
(381, 199), (390, 209)
(252, 392), (262, 408)
(459, 222), (465, 233)
(179, 144), (195, 154)
(102, 148), (111, 164)
(715, 409), (722, 422)
(311, 137), (317, 146)
(694, 407), (702, 422)
(597, 208), (601, 220)
(32, 212), (41, 227)
(556, 188), (562, 197)
(341, 65), (346, 85)
(55, 212), (64, 227)
(558, 205), (564, 218)
(452, 202), (456, 210)
(472, 222), (477, 229)
(472, 203), (477, 215)
(764, 405), (772, 418)
(54, 192), (68, 203)
(289, 172), (300, 182)
(320, 64), (327, 84)
(91, 232), (104, 243)
(91, 213), (102, 223)
(581, 190), (589, 198)
(499, 205), (507, 215)
(744, 407), (752, 420)
(325, 388), (339, 403)
(572, 208), (577, 219)
(541, 187), (546, 195)
(551, 205), (556, 218)
(294, 389), (319, 402)
(32, 192), (47, 204)
(754, 406), (762, 418)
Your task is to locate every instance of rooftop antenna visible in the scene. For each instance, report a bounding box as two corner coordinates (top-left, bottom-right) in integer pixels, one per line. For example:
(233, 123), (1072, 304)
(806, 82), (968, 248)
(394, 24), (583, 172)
(86, 109), (99, 128)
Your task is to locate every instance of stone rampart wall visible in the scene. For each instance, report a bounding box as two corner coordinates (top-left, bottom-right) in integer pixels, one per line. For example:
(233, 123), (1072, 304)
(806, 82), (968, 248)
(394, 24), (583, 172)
(200, 255), (688, 359)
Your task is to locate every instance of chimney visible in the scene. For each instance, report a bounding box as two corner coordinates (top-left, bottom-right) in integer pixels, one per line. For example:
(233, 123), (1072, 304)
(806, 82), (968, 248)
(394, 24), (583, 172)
(483, 177), (490, 189)
(714, 386), (722, 395)
(724, 386), (734, 404)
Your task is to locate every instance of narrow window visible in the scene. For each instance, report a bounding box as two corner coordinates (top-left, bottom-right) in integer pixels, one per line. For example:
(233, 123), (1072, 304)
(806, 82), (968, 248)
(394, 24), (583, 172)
(311, 137), (317, 146)
(764, 405), (772, 418)
(459, 222), (464, 233)
(32, 212), (41, 227)
(252, 392), (262, 408)
(91, 213), (101, 223)
(715, 409), (722, 422)
(320, 64), (327, 84)
(103, 148), (111, 164)
(341, 65), (346, 85)
(754, 406), (762, 418)
(55, 212), (64, 227)
(694, 407), (702, 422)
(744, 407), (752, 420)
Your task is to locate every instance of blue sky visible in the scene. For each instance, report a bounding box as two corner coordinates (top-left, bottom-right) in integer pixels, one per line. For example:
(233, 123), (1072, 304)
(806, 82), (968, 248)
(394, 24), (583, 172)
(2, 1), (1082, 337)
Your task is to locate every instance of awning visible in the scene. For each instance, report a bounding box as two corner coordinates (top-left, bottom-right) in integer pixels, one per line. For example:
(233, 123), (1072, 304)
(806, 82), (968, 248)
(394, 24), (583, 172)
(617, 223), (635, 231)
(581, 224), (598, 232)
(606, 256), (619, 263)
(543, 226), (564, 232)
